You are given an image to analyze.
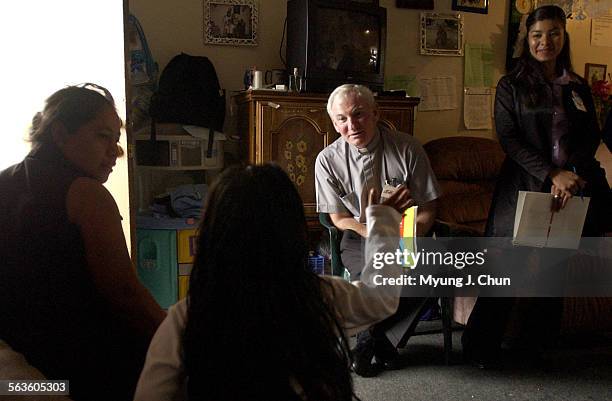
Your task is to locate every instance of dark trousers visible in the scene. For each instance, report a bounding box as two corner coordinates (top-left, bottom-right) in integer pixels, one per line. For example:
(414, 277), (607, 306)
(341, 230), (429, 348)
(463, 247), (567, 354)
(463, 297), (563, 353)
(340, 229), (365, 280)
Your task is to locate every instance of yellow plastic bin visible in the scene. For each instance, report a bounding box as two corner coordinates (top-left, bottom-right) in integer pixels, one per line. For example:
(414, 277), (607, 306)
(178, 264), (193, 300)
(177, 228), (198, 264)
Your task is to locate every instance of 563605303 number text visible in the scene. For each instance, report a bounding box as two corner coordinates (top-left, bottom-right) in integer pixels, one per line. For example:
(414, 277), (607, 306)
(1, 380), (69, 395)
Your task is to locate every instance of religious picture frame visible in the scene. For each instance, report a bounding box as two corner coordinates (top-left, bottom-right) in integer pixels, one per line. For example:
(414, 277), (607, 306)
(203, 0), (258, 46)
(420, 12), (464, 56)
(584, 63), (607, 86)
(452, 0), (488, 14)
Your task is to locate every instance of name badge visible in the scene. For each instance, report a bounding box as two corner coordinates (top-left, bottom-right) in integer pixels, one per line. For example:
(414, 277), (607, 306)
(380, 183), (398, 202)
(572, 90), (587, 112)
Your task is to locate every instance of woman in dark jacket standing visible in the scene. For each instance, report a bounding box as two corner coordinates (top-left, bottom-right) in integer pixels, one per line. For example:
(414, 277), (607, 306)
(488, 6), (609, 237)
(463, 5), (611, 368)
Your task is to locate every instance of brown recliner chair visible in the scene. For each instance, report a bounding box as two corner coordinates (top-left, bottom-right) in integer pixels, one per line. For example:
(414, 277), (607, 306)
(424, 136), (612, 333)
(423, 136), (505, 324)
(424, 136), (504, 237)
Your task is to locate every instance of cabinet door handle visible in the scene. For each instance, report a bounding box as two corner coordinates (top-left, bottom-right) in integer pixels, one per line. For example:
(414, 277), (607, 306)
(267, 101), (280, 109)
(308, 109), (320, 113)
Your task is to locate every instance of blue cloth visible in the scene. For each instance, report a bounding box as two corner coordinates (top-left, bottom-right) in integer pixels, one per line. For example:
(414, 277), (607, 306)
(170, 184), (208, 218)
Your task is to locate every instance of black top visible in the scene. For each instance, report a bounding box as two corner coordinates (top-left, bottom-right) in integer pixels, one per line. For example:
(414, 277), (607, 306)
(488, 73), (611, 237)
(0, 143), (146, 401)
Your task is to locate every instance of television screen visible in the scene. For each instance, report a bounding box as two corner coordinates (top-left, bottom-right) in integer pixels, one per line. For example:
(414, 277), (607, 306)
(286, 0), (386, 92)
(313, 8), (381, 74)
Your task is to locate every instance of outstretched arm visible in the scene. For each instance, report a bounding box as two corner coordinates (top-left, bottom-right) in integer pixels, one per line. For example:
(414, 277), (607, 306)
(323, 187), (411, 335)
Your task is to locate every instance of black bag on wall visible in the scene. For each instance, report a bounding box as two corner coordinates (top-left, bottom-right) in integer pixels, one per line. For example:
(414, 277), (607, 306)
(149, 52), (225, 131)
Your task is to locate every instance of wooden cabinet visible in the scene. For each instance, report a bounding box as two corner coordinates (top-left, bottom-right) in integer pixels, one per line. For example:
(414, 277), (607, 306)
(233, 91), (419, 221)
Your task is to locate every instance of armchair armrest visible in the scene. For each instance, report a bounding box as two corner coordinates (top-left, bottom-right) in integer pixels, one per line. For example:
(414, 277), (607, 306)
(319, 213), (347, 277)
(432, 219), (483, 237)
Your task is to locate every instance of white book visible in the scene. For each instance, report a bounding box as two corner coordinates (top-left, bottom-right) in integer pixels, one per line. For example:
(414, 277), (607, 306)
(513, 191), (590, 249)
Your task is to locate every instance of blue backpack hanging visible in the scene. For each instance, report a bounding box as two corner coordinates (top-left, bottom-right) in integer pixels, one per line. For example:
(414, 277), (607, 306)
(128, 14), (159, 130)
(128, 14), (158, 86)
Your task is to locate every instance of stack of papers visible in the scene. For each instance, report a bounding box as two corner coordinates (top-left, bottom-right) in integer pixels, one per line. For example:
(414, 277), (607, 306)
(513, 191), (590, 249)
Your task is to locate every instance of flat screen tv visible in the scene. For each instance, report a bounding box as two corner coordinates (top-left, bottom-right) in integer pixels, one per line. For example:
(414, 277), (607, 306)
(286, 0), (387, 93)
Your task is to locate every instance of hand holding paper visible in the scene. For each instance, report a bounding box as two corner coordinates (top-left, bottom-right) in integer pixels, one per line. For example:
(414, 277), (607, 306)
(549, 168), (586, 211)
(514, 191), (590, 249)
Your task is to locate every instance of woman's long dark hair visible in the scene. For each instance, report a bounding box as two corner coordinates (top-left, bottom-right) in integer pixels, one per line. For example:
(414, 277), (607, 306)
(183, 164), (356, 401)
(510, 5), (574, 105)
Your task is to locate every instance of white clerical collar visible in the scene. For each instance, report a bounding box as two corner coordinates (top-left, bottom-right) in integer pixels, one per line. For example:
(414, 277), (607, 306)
(348, 127), (381, 155)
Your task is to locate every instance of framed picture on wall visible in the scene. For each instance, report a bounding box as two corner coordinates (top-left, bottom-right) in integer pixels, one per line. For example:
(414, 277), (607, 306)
(420, 12), (464, 56)
(452, 0), (488, 14)
(585, 63), (607, 86)
(203, 0), (258, 46)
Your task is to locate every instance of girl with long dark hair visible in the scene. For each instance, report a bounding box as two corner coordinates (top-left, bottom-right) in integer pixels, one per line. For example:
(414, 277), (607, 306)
(134, 164), (410, 401)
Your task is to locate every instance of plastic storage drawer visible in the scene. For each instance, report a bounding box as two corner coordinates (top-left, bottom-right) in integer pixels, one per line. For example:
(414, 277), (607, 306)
(136, 229), (178, 309)
(177, 228), (198, 264)
(178, 263), (193, 300)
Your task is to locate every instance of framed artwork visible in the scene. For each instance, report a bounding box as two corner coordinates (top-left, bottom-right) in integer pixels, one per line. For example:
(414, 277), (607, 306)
(203, 0), (258, 46)
(396, 0), (434, 10)
(514, 0), (534, 14)
(420, 12), (464, 56)
(585, 63), (607, 86)
(452, 0), (488, 14)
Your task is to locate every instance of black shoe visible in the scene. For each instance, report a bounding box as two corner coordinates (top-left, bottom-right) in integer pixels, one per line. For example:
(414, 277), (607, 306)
(462, 328), (502, 369)
(463, 346), (502, 369)
(351, 338), (383, 378)
(373, 335), (401, 370)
